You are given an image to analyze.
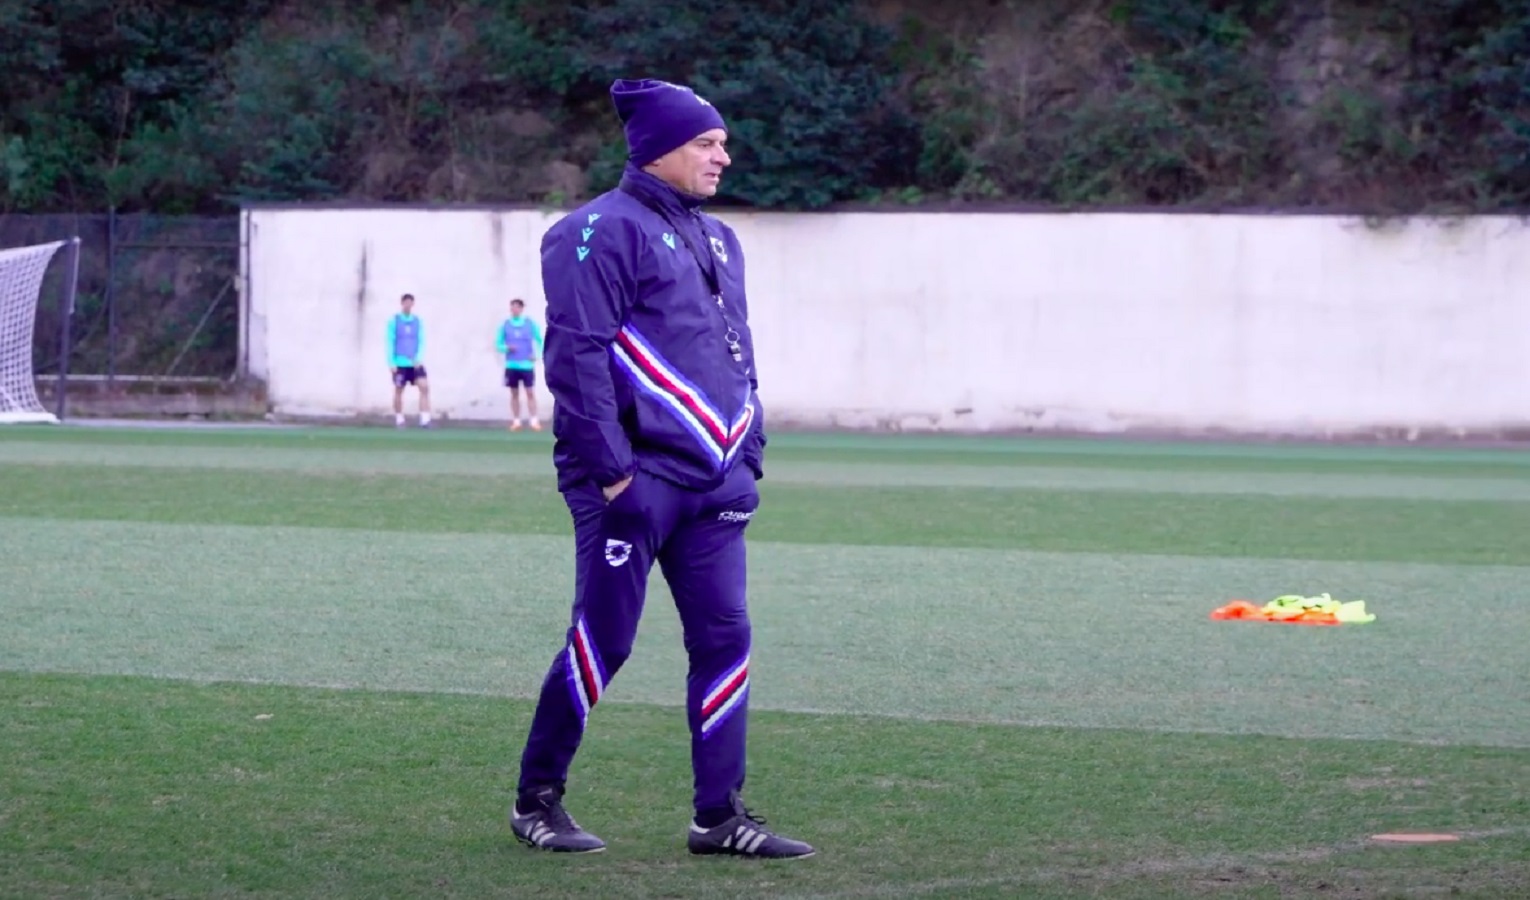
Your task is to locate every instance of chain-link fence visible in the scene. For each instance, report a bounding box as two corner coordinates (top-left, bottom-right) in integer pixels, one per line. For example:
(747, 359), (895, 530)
(0, 212), (241, 383)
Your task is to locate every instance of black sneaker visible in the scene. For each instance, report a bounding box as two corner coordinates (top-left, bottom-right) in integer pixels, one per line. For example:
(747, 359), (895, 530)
(687, 794), (815, 859)
(509, 787), (606, 853)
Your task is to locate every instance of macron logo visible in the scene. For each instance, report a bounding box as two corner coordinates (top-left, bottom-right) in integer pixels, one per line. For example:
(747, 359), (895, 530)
(718, 510), (753, 523)
(658, 80), (713, 107)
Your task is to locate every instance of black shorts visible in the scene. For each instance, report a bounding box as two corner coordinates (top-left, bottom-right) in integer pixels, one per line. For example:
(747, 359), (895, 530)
(393, 365), (427, 387)
(503, 368), (535, 388)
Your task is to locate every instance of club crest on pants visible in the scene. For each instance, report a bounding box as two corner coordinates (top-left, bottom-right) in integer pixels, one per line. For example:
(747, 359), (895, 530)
(605, 538), (633, 567)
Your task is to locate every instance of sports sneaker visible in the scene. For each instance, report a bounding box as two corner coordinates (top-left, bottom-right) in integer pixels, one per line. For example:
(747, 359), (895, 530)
(687, 794), (815, 859)
(510, 787), (606, 853)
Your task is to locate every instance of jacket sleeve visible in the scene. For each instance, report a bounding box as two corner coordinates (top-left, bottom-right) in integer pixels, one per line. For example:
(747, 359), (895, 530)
(744, 389), (766, 481)
(541, 217), (636, 487)
(724, 225), (767, 480)
(385, 317), (396, 367)
(495, 321), (507, 356)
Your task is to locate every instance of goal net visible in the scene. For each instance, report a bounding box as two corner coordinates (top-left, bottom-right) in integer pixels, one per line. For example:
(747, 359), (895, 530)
(0, 240), (67, 424)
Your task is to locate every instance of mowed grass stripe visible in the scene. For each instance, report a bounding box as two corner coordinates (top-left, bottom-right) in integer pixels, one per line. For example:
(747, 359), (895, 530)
(3, 462), (1528, 564)
(3, 672), (1528, 899)
(5, 519), (1528, 748)
(7, 423), (1530, 475)
(6, 441), (1530, 501)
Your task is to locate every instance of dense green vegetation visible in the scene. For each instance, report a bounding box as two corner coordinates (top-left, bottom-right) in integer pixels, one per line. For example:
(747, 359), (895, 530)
(2, 0), (1528, 214)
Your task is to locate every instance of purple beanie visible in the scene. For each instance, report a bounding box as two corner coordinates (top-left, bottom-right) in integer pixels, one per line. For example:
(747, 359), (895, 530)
(610, 79), (728, 167)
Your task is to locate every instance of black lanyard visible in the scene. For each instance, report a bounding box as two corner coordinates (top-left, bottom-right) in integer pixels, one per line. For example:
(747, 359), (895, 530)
(619, 184), (744, 363)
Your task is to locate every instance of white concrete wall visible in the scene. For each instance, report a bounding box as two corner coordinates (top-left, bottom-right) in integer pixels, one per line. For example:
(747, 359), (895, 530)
(243, 207), (1530, 436)
(243, 207), (563, 422)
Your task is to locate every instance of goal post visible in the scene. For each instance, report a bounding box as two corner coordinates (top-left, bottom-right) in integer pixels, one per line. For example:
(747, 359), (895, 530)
(0, 238), (79, 425)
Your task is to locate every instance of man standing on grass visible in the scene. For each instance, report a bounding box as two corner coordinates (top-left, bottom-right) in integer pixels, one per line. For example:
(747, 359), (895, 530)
(387, 293), (432, 429)
(508, 78), (814, 860)
(497, 297), (544, 431)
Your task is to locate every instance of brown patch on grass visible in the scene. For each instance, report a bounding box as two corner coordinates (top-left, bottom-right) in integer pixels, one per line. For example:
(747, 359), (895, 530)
(1344, 776), (1432, 790)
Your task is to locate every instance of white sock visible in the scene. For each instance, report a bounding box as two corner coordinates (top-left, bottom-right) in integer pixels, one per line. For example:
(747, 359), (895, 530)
(395, 413), (405, 425)
(420, 413), (432, 425)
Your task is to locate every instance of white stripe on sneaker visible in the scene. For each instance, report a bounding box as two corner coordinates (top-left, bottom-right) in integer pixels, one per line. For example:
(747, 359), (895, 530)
(727, 825), (769, 854)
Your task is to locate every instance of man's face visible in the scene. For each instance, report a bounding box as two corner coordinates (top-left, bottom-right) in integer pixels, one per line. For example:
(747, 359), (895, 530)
(646, 128), (730, 198)
(510, 302), (523, 317)
(401, 297), (414, 314)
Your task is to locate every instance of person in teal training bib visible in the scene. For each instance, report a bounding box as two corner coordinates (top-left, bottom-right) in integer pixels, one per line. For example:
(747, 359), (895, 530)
(387, 292), (432, 428)
(497, 297), (544, 431)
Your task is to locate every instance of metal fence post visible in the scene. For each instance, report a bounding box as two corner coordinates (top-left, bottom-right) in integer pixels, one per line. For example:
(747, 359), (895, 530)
(106, 207), (117, 388)
(54, 236), (82, 421)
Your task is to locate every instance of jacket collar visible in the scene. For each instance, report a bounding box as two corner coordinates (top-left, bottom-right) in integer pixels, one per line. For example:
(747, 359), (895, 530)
(618, 163), (707, 217)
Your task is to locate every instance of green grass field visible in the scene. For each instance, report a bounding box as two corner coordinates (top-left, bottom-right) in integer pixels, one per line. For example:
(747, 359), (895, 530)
(3, 423), (1528, 899)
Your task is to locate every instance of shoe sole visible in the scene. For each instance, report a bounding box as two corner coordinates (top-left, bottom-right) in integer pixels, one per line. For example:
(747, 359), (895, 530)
(688, 846), (816, 860)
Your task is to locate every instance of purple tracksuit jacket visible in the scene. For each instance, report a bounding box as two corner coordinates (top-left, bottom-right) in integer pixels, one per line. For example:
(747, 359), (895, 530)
(540, 164), (765, 494)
